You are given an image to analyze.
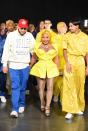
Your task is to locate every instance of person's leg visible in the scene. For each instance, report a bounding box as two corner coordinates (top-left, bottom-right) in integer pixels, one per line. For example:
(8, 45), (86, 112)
(64, 63), (85, 119)
(19, 66), (30, 109)
(6, 71), (11, 95)
(77, 63), (85, 114)
(37, 77), (46, 111)
(53, 76), (60, 102)
(9, 68), (20, 113)
(45, 77), (55, 116)
(62, 67), (75, 119)
(0, 72), (7, 96)
(0, 72), (7, 102)
(53, 76), (63, 103)
(62, 63), (84, 119)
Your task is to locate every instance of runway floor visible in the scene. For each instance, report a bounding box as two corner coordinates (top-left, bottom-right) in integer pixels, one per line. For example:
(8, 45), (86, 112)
(0, 94), (88, 131)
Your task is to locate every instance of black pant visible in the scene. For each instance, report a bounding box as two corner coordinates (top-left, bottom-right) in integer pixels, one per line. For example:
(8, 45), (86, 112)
(0, 72), (7, 96)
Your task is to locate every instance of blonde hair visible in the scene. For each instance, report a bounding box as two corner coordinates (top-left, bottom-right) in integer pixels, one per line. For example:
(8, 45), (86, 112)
(57, 22), (65, 30)
(42, 30), (51, 38)
(40, 30), (52, 43)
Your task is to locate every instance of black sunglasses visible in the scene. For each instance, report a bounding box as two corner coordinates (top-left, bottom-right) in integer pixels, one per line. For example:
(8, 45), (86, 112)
(20, 28), (27, 30)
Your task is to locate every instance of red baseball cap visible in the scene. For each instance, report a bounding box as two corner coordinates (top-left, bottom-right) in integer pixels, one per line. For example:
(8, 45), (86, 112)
(18, 19), (28, 29)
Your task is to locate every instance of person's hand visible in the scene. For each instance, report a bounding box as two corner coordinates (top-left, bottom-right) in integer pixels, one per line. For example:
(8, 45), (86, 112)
(1, 30), (5, 36)
(29, 63), (32, 69)
(85, 67), (88, 76)
(3, 66), (8, 73)
(66, 62), (72, 73)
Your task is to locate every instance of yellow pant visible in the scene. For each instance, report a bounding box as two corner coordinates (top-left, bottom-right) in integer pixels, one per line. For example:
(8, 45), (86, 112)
(62, 56), (85, 113)
(53, 73), (63, 102)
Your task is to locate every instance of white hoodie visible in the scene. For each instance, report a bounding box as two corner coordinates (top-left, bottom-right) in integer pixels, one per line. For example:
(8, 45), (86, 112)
(2, 30), (35, 69)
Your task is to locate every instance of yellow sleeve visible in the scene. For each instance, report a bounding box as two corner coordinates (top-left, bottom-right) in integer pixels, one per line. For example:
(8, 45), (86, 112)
(36, 32), (41, 42)
(86, 36), (88, 53)
(52, 43), (58, 53)
(33, 42), (41, 53)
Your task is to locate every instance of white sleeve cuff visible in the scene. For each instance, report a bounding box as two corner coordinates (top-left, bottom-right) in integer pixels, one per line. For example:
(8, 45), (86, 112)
(3, 63), (8, 67)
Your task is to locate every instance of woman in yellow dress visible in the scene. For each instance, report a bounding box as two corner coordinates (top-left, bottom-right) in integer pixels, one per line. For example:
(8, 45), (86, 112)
(53, 22), (67, 103)
(30, 30), (59, 116)
(62, 20), (88, 119)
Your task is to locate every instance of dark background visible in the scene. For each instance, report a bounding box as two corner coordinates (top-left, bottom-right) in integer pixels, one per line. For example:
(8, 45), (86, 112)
(0, 0), (88, 28)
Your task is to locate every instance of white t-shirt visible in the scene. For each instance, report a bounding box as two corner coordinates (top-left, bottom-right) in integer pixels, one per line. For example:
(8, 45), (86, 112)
(2, 30), (35, 69)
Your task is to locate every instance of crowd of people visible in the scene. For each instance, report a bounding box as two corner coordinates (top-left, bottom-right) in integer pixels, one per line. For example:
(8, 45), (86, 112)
(0, 18), (88, 120)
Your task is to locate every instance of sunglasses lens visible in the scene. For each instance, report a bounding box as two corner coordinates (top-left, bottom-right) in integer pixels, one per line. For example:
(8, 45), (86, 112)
(21, 28), (27, 30)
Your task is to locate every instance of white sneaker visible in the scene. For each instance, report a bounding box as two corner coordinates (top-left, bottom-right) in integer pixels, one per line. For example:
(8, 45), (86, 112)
(78, 110), (83, 115)
(65, 113), (73, 119)
(53, 95), (58, 102)
(19, 107), (24, 113)
(10, 111), (18, 118)
(0, 96), (6, 103)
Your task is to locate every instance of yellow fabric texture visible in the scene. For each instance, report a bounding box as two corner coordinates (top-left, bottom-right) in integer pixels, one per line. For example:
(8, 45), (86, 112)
(62, 31), (88, 113)
(53, 34), (65, 102)
(30, 42), (59, 78)
(63, 31), (88, 56)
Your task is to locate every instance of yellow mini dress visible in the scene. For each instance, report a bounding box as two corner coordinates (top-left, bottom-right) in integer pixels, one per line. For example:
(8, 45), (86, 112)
(30, 42), (59, 78)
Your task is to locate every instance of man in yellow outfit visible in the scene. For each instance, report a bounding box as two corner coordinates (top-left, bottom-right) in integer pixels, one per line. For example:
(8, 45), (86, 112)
(53, 22), (67, 103)
(62, 20), (88, 119)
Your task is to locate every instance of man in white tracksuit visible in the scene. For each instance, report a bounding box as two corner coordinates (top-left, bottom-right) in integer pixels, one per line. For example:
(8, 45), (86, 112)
(2, 19), (35, 118)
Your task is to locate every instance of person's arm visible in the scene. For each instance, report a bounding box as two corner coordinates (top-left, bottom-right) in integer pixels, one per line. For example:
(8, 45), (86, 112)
(63, 49), (72, 73)
(29, 33), (36, 55)
(1, 35), (10, 73)
(29, 53), (38, 69)
(85, 52), (88, 75)
(62, 33), (72, 73)
(53, 55), (59, 70)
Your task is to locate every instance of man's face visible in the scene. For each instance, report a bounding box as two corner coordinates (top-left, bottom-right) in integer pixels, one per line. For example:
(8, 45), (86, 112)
(7, 24), (14, 32)
(69, 23), (78, 33)
(0, 23), (6, 30)
(18, 27), (27, 35)
(44, 20), (52, 30)
(28, 24), (35, 32)
(57, 23), (67, 34)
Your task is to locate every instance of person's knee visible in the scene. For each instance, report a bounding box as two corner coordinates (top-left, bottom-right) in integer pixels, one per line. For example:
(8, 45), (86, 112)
(47, 86), (53, 92)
